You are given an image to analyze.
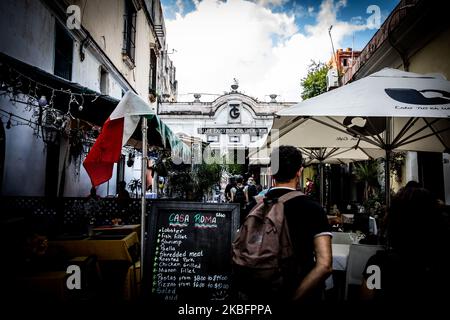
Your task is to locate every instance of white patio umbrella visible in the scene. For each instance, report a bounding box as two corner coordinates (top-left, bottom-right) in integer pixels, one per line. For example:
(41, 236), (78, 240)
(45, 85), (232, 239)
(300, 147), (375, 207)
(299, 147), (374, 165)
(249, 129), (376, 205)
(250, 142), (376, 206)
(273, 68), (450, 205)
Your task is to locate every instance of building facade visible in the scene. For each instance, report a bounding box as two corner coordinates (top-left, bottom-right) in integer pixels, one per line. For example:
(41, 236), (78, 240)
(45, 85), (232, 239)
(158, 86), (295, 185)
(0, 0), (176, 197)
(330, 48), (361, 74)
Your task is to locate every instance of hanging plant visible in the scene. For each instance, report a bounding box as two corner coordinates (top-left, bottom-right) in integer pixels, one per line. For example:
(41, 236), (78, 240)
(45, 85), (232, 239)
(68, 128), (84, 163)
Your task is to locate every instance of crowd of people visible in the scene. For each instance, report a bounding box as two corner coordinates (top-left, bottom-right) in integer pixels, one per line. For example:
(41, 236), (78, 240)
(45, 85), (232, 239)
(229, 145), (450, 309)
(224, 175), (264, 220)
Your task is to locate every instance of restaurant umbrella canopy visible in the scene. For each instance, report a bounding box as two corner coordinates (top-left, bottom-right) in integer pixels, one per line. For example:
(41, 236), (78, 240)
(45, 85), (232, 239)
(273, 68), (450, 205)
(250, 142), (376, 206)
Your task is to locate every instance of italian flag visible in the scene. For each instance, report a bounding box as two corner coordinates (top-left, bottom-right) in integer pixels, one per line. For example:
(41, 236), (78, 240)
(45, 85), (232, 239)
(83, 91), (155, 187)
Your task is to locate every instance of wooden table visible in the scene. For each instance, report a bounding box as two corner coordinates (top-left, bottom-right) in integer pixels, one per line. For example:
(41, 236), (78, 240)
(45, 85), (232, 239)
(93, 224), (141, 239)
(49, 232), (139, 262)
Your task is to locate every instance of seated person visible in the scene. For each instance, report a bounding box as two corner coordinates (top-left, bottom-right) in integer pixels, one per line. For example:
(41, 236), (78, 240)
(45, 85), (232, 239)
(361, 187), (450, 304)
(328, 204), (342, 226)
(327, 215), (342, 226)
(20, 232), (68, 273)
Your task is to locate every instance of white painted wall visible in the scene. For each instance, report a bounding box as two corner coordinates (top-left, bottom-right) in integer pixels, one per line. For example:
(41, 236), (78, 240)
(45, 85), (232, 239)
(405, 151), (419, 183)
(0, 96), (47, 196)
(124, 154), (144, 198)
(72, 43), (103, 91)
(0, 0), (54, 73)
(0, 0), (54, 196)
(0, 0), (133, 197)
(0, 0), (173, 198)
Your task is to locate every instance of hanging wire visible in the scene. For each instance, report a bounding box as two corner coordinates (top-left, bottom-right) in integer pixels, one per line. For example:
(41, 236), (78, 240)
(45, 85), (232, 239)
(6, 66), (101, 98)
(0, 108), (41, 131)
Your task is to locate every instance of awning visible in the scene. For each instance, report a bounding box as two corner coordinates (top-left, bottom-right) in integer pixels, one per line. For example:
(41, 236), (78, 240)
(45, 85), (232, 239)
(0, 52), (119, 126)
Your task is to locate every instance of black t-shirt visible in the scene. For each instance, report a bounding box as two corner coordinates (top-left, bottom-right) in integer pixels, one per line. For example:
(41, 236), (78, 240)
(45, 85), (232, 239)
(363, 250), (450, 304)
(265, 188), (331, 277)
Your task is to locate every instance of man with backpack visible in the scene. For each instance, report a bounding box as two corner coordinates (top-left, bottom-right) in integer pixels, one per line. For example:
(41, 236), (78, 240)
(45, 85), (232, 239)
(224, 176), (236, 203)
(244, 177), (258, 213)
(232, 145), (332, 304)
(231, 176), (247, 220)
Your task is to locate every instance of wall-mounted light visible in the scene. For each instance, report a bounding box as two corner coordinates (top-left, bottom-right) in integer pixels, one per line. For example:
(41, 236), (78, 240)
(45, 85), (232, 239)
(41, 108), (61, 144)
(38, 95), (48, 107)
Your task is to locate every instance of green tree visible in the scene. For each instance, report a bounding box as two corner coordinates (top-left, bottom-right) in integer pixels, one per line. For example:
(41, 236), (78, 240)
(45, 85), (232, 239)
(353, 161), (380, 201)
(300, 61), (330, 100)
(194, 162), (223, 200)
(224, 163), (246, 176)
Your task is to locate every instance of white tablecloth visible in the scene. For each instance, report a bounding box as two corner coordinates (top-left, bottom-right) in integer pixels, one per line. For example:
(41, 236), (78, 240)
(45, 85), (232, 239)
(332, 244), (350, 271)
(325, 243), (350, 290)
(341, 214), (354, 224)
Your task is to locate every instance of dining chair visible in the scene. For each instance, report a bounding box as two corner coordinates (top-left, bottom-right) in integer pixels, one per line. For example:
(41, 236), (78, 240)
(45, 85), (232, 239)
(344, 244), (384, 300)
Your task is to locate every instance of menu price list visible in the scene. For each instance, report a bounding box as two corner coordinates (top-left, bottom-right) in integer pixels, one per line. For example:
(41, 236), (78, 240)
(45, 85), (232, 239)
(150, 212), (231, 302)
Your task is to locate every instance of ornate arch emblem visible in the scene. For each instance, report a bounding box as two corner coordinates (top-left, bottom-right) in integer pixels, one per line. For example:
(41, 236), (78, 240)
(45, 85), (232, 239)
(229, 104), (240, 119)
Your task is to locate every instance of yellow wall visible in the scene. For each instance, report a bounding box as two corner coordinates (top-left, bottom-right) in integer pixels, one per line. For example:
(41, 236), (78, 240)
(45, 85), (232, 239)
(302, 166), (317, 188)
(408, 27), (450, 79)
(391, 27), (450, 192)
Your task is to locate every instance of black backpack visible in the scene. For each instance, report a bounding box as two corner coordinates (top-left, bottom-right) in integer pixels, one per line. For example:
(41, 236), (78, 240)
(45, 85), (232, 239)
(247, 184), (258, 200)
(233, 186), (246, 205)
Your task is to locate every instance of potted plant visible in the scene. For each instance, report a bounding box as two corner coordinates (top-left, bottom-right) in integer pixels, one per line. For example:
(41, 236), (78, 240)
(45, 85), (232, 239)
(128, 178), (142, 198)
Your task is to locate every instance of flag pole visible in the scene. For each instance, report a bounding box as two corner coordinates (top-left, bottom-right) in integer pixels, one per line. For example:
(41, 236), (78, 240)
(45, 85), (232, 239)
(140, 116), (148, 280)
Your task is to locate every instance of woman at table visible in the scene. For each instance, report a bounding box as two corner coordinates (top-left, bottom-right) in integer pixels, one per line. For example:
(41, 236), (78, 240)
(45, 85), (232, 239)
(361, 186), (450, 304)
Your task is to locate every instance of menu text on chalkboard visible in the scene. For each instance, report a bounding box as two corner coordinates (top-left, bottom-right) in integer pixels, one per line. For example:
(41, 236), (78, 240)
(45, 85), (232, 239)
(144, 201), (240, 303)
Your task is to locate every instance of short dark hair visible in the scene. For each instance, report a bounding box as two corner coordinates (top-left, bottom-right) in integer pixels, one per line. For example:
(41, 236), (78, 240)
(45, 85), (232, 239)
(405, 180), (420, 189)
(387, 187), (440, 251)
(270, 145), (303, 183)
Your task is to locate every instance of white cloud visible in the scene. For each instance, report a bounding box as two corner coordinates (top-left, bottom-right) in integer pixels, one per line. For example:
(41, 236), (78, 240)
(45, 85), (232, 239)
(176, 0), (185, 15)
(350, 16), (364, 25)
(165, 0), (369, 102)
(289, 2), (315, 19)
(255, 0), (289, 8)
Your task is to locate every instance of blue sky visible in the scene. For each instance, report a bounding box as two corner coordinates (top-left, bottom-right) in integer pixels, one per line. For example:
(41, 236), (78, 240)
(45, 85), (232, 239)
(160, 0), (399, 101)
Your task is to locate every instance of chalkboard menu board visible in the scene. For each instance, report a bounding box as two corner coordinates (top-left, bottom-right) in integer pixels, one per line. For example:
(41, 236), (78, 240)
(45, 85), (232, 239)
(144, 201), (240, 303)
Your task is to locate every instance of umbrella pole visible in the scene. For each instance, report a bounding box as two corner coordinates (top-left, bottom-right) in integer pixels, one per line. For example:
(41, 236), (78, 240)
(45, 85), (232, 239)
(385, 149), (391, 208)
(385, 117), (392, 208)
(140, 116), (148, 280)
(320, 162), (324, 208)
